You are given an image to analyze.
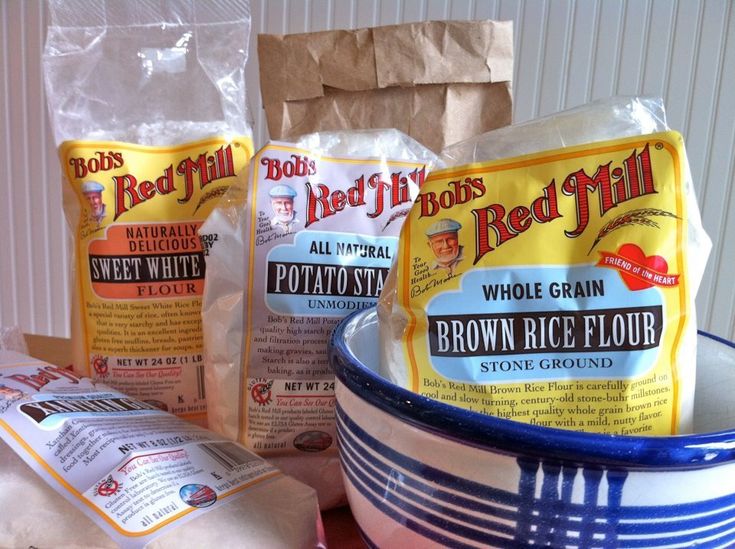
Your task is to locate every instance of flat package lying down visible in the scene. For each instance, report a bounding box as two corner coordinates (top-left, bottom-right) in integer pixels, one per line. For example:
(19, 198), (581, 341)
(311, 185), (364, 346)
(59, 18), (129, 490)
(0, 351), (324, 548)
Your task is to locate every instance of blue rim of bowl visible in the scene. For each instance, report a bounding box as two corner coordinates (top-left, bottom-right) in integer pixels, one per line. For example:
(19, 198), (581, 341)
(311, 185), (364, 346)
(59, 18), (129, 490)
(328, 308), (735, 469)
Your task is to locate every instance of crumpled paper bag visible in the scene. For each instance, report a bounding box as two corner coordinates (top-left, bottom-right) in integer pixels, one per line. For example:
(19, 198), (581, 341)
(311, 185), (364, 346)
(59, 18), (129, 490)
(258, 19), (513, 152)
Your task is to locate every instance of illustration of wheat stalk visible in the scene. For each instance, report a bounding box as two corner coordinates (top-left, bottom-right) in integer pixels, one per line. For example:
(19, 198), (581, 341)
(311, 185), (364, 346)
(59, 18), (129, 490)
(382, 207), (410, 231)
(588, 208), (679, 253)
(193, 185), (230, 213)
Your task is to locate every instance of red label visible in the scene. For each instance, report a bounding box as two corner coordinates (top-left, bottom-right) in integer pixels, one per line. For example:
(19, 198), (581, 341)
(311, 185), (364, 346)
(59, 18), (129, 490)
(597, 244), (680, 290)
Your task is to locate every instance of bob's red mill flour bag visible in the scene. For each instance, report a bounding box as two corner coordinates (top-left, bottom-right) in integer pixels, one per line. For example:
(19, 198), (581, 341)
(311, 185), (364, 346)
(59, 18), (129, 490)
(43, 0), (254, 424)
(378, 97), (712, 435)
(201, 130), (439, 508)
(0, 351), (324, 548)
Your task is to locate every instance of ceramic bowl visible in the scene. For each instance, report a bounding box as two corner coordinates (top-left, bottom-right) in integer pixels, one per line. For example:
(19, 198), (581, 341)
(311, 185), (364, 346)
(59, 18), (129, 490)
(329, 307), (735, 548)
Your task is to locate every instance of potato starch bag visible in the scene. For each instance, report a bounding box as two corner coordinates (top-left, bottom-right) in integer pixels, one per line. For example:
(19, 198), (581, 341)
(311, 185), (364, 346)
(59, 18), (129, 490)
(202, 130), (438, 507)
(379, 97), (711, 435)
(43, 0), (254, 423)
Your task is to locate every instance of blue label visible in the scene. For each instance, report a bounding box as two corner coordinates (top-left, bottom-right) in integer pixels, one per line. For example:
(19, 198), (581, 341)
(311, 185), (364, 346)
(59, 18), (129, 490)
(425, 265), (663, 382)
(265, 231), (397, 317)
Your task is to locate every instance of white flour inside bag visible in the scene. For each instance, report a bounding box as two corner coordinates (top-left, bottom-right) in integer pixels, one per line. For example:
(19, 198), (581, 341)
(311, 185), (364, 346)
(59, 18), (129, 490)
(201, 129), (438, 507)
(378, 97), (711, 435)
(43, 0), (254, 424)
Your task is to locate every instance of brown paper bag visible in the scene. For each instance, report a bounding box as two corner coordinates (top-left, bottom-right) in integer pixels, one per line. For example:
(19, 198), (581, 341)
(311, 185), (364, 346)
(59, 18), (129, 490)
(258, 20), (513, 152)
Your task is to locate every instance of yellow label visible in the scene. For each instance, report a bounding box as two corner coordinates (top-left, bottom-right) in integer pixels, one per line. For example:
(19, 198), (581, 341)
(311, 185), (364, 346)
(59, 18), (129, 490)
(60, 136), (253, 418)
(394, 131), (689, 435)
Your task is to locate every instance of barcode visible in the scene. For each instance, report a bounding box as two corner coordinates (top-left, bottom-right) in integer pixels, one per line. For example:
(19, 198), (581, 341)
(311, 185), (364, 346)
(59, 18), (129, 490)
(196, 364), (206, 400)
(199, 442), (260, 472)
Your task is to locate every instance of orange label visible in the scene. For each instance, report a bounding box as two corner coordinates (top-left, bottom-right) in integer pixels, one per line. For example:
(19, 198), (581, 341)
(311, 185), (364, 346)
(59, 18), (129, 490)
(61, 137), (253, 418)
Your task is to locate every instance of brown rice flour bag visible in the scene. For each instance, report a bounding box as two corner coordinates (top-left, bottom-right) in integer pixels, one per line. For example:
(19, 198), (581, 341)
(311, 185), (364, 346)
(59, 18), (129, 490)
(43, 0), (254, 424)
(0, 351), (323, 548)
(379, 97), (711, 435)
(201, 130), (438, 507)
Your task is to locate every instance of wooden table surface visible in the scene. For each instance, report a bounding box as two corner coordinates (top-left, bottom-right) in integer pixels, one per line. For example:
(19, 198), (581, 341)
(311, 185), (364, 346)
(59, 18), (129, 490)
(322, 505), (365, 547)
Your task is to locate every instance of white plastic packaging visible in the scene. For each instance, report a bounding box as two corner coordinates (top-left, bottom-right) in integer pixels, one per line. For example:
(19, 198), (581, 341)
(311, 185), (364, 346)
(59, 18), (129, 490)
(379, 97), (711, 434)
(43, 0), (254, 423)
(0, 326), (27, 354)
(0, 350), (324, 548)
(201, 129), (438, 507)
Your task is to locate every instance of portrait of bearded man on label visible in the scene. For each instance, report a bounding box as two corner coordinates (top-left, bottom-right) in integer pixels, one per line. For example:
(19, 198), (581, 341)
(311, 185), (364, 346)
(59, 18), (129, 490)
(269, 184), (299, 234)
(426, 218), (464, 276)
(0, 384), (25, 413)
(81, 181), (107, 226)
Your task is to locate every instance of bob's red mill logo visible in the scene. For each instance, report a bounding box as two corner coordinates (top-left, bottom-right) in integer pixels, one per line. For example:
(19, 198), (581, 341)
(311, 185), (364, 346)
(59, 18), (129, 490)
(259, 153), (427, 226)
(68, 146), (237, 220)
(417, 145), (657, 264)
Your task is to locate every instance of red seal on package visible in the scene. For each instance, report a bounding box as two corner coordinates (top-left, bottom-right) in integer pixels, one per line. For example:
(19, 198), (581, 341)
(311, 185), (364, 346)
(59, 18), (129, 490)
(249, 379), (273, 406)
(91, 355), (109, 376)
(95, 475), (121, 497)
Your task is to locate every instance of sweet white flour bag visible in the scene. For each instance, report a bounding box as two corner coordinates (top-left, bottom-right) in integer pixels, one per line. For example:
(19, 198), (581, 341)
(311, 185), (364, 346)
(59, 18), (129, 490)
(43, 0), (254, 424)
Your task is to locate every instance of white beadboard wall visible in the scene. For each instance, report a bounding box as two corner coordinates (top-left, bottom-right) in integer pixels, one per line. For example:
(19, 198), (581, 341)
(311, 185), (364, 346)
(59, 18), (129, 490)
(1, 0), (734, 340)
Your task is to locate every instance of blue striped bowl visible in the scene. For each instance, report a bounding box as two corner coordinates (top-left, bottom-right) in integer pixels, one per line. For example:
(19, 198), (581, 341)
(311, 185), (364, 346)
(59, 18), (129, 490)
(328, 307), (735, 548)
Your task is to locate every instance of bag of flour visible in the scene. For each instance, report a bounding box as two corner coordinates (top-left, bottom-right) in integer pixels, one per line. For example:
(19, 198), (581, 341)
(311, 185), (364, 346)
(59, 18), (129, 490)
(201, 129), (438, 507)
(43, 0), (254, 423)
(258, 19), (514, 153)
(0, 351), (323, 548)
(379, 97), (711, 435)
